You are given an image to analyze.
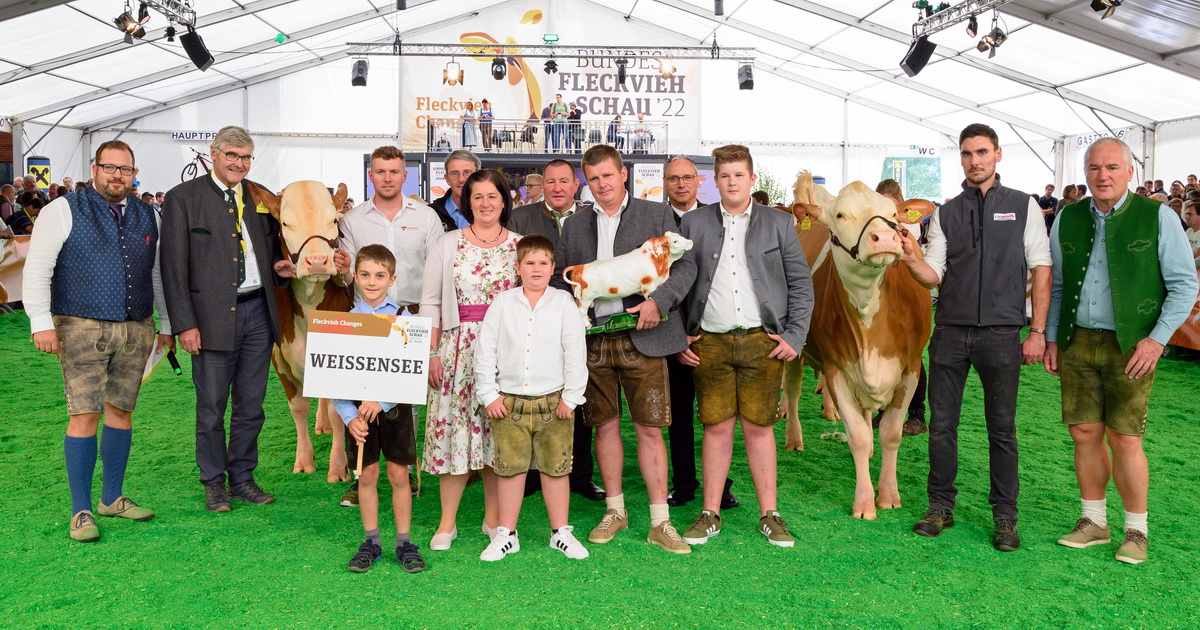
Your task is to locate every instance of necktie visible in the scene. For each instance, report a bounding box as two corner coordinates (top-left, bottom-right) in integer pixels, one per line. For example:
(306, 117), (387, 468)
(227, 189), (245, 286)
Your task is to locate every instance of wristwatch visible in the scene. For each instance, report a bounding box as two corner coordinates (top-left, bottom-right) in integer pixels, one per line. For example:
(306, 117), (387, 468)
(1029, 327), (1045, 334)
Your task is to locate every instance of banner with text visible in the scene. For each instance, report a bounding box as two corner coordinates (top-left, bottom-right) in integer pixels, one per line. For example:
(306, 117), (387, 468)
(401, 0), (701, 154)
(303, 310), (432, 404)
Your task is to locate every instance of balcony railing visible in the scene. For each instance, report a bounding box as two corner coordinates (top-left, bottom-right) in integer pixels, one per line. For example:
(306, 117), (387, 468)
(424, 117), (669, 155)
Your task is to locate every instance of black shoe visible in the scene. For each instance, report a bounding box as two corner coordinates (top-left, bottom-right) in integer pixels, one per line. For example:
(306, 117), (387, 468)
(903, 414), (928, 436)
(993, 519), (1020, 552)
(229, 480), (275, 505)
(570, 480), (606, 501)
(347, 539), (382, 573)
(396, 541), (426, 573)
(666, 484), (697, 507)
(913, 507), (954, 537)
(204, 483), (231, 512)
(720, 478), (740, 510)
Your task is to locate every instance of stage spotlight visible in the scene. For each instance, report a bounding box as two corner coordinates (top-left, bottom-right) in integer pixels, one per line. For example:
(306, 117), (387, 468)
(444, 61), (463, 86)
(738, 63), (753, 90)
(658, 58), (676, 79)
(1090, 0), (1121, 19)
(900, 35), (936, 77)
(396, 0), (407, 8)
(975, 26), (1007, 58)
(351, 59), (368, 87)
(544, 59), (558, 74)
(179, 26), (214, 71)
(965, 15), (978, 38)
(165, 25), (176, 42)
(491, 57), (506, 80)
(113, 3), (148, 44)
(714, 0), (724, 16)
(616, 58), (628, 86)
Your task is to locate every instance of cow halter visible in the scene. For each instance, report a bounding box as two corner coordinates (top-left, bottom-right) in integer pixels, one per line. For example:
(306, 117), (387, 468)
(281, 222), (344, 264)
(828, 214), (903, 268)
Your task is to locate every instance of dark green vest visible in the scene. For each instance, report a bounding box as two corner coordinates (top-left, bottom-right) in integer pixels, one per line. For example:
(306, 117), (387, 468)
(1056, 193), (1164, 352)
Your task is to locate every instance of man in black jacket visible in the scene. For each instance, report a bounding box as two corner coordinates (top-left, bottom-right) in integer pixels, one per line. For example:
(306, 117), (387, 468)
(428, 149), (478, 232)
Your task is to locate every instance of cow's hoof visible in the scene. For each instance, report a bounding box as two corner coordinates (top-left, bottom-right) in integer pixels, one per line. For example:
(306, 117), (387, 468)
(853, 492), (877, 520)
(876, 494), (902, 510)
(314, 419), (333, 435)
(851, 509), (878, 520)
(327, 468), (351, 483)
(784, 439), (805, 451)
(293, 460), (317, 474)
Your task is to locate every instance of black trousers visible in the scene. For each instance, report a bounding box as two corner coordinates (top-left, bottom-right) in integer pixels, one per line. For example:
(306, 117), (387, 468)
(926, 324), (1021, 522)
(192, 293), (273, 487)
(908, 362), (928, 417)
(667, 357), (698, 492)
(569, 406), (596, 484)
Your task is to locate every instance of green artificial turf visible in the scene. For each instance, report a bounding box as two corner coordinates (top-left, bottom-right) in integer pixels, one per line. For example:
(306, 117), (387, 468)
(1, 309), (1197, 629)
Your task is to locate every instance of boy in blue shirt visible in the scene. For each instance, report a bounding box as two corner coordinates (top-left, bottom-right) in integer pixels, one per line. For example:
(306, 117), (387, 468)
(336, 244), (423, 573)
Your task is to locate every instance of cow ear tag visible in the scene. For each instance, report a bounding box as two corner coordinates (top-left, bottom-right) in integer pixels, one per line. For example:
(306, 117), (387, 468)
(906, 209), (923, 223)
(800, 216), (812, 230)
(256, 202), (270, 214)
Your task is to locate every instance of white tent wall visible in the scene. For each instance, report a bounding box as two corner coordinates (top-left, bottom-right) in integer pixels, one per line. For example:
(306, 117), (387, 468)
(1149, 117), (1200, 185)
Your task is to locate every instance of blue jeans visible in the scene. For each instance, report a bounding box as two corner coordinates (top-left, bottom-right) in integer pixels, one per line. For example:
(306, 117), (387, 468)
(926, 324), (1022, 522)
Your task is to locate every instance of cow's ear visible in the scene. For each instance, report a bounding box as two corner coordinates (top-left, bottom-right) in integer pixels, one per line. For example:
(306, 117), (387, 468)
(797, 202), (823, 222)
(897, 198), (935, 223)
(247, 182), (281, 220)
(332, 183), (349, 216)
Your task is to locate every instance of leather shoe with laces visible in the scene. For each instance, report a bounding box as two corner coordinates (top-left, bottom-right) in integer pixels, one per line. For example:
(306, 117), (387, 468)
(993, 519), (1020, 551)
(70, 510), (101, 543)
(570, 479), (606, 502)
(204, 483), (231, 512)
(913, 507), (954, 537)
(720, 478), (740, 510)
(666, 484), (698, 507)
(230, 480), (275, 505)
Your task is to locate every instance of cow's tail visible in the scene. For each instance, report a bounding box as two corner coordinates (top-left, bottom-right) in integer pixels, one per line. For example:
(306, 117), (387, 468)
(562, 266), (580, 293)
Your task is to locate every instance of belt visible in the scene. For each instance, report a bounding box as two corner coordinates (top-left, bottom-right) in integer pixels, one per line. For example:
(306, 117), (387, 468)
(236, 287), (264, 303)
(502, 390), (562, 401)
(459, 304), (489, 322)
(726, 326), (763, 336)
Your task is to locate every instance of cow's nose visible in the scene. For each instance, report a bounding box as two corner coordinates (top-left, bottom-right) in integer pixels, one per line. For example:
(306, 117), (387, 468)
(305, 255), (329, 268)
(868, 230), (900, 247)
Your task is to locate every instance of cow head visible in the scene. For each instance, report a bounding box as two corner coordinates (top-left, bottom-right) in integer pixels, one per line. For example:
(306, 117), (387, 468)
(803, 181), (904, 269)
(249, 181), (348, 279)
(661, 231), (693, 260)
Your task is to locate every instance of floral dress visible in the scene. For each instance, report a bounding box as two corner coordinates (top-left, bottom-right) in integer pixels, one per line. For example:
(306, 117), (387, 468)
(421, 231), (520, 475)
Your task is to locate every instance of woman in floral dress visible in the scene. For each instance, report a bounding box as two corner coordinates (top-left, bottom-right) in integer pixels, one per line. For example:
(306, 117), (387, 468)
(419, 169), (520, 550)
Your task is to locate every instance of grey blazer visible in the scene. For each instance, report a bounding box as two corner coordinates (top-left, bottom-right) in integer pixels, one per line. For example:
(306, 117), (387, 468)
(680, 203), (813, 353)
(160, 174), (285, 352)
(507, 201), (592, 248)
(551, 196), (696, 357)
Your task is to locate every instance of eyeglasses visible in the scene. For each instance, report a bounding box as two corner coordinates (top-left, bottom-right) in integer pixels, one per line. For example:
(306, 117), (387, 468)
(447, 169), (476, 179)
(97, 164), (136, 175)
(665, 175), (697, 185)
(222, 151), (254, 164)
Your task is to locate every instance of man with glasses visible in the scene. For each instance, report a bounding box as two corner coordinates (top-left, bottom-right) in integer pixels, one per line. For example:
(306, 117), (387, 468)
(662, 156), (738, 510)
(161, 125), (293, 513)
(24, 140), (174, 542)
(429, 149), (478, 232)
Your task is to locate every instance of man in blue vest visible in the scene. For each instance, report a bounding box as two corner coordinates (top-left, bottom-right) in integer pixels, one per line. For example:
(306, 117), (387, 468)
(23, 140), (175, 542)
(1044, 137), (1198, 565)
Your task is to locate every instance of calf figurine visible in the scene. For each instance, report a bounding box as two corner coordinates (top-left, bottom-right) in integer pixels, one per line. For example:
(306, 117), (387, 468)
(561, 231), (692, 326)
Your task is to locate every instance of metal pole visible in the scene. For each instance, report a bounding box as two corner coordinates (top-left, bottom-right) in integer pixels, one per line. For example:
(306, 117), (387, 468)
(841, 99), (849, 187)
(12, 120), (23, 178)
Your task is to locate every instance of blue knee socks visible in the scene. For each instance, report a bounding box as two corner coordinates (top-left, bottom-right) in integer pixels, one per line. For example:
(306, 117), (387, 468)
(100, 426), (132, 505)
(64, 435), (97, 514)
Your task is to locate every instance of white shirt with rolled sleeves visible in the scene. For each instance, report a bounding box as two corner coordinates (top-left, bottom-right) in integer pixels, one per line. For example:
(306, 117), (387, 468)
(474, 286), (588, 409)
(700, 204), (764, 333)
(591, 194), (631, 322)
(923, 196), (1052, 283)
(23, 196), (172, 335)
(340, 196), (443, 307)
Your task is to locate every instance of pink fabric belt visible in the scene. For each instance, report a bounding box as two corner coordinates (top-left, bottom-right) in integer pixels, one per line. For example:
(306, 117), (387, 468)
(459, 304), (489, 322)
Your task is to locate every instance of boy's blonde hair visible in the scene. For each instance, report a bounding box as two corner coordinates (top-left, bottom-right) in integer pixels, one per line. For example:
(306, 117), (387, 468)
(355, 244), (396, 276)
(516, 234), (555, 263)
(711, 144), (753, 174)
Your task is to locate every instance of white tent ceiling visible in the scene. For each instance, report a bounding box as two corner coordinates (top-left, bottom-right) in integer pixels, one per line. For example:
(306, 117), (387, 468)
(2, 0), (1199, 141)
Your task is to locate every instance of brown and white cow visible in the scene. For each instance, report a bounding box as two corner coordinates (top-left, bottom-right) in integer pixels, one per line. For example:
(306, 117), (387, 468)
(248, 181), (354, 482)
(561, 231), (692, 324)
(787, 172), (933, 520)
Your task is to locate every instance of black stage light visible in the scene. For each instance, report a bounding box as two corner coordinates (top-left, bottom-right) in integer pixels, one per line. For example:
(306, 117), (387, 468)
(397, 0), (407, 8)
(900, 35), (936, 77)
(738, 63), (753, 90)
(1090, 0), (1121, 19)
(544, 59), (558, 74)
(616, 58), (628, 85)
(975, 26), (1007, 58)
(715, 0), (724, 16)
(165, 25), (176, 42)
(491, 57), (506, 80)
(965, 15), (978, 38)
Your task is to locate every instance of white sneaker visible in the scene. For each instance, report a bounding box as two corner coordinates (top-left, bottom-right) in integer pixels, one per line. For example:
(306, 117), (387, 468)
(549, 525), (590, 559)
(480, 527), (520, 561)
(429, 526), (458, 551)
(482, 521), (497, 541)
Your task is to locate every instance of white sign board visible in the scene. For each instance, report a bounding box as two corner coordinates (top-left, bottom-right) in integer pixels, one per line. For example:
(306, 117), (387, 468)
(171, 131), (216, 142)
(631, 162), (664, 202)
(302, 310), (432, 405)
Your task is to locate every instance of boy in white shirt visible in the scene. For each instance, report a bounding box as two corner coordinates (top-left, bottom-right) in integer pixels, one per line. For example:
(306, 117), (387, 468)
(474, 234), (589, 561)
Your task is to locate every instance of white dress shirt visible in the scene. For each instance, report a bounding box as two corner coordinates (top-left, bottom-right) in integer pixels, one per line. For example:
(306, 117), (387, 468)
(592, 193), (631, 322)
(474, 286), (588, 409)
(701, 203), (763, 333)
(924, 196), (1052, 283)
(670, 200), (700, 222)
(210, 172), (261, 292)
(340, 196), (443, 307)
(23, 195), (171, 335)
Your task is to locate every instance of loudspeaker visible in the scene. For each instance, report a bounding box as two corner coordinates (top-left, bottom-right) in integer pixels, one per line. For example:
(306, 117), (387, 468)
(900, 35), (936, 77)
(180, 28), (214, 72)
(351, 59), (368, 87)
(738, 63), (754, 90)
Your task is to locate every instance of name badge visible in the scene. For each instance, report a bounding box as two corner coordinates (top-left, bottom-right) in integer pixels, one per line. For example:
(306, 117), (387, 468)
(993, 212), (1016, 221)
